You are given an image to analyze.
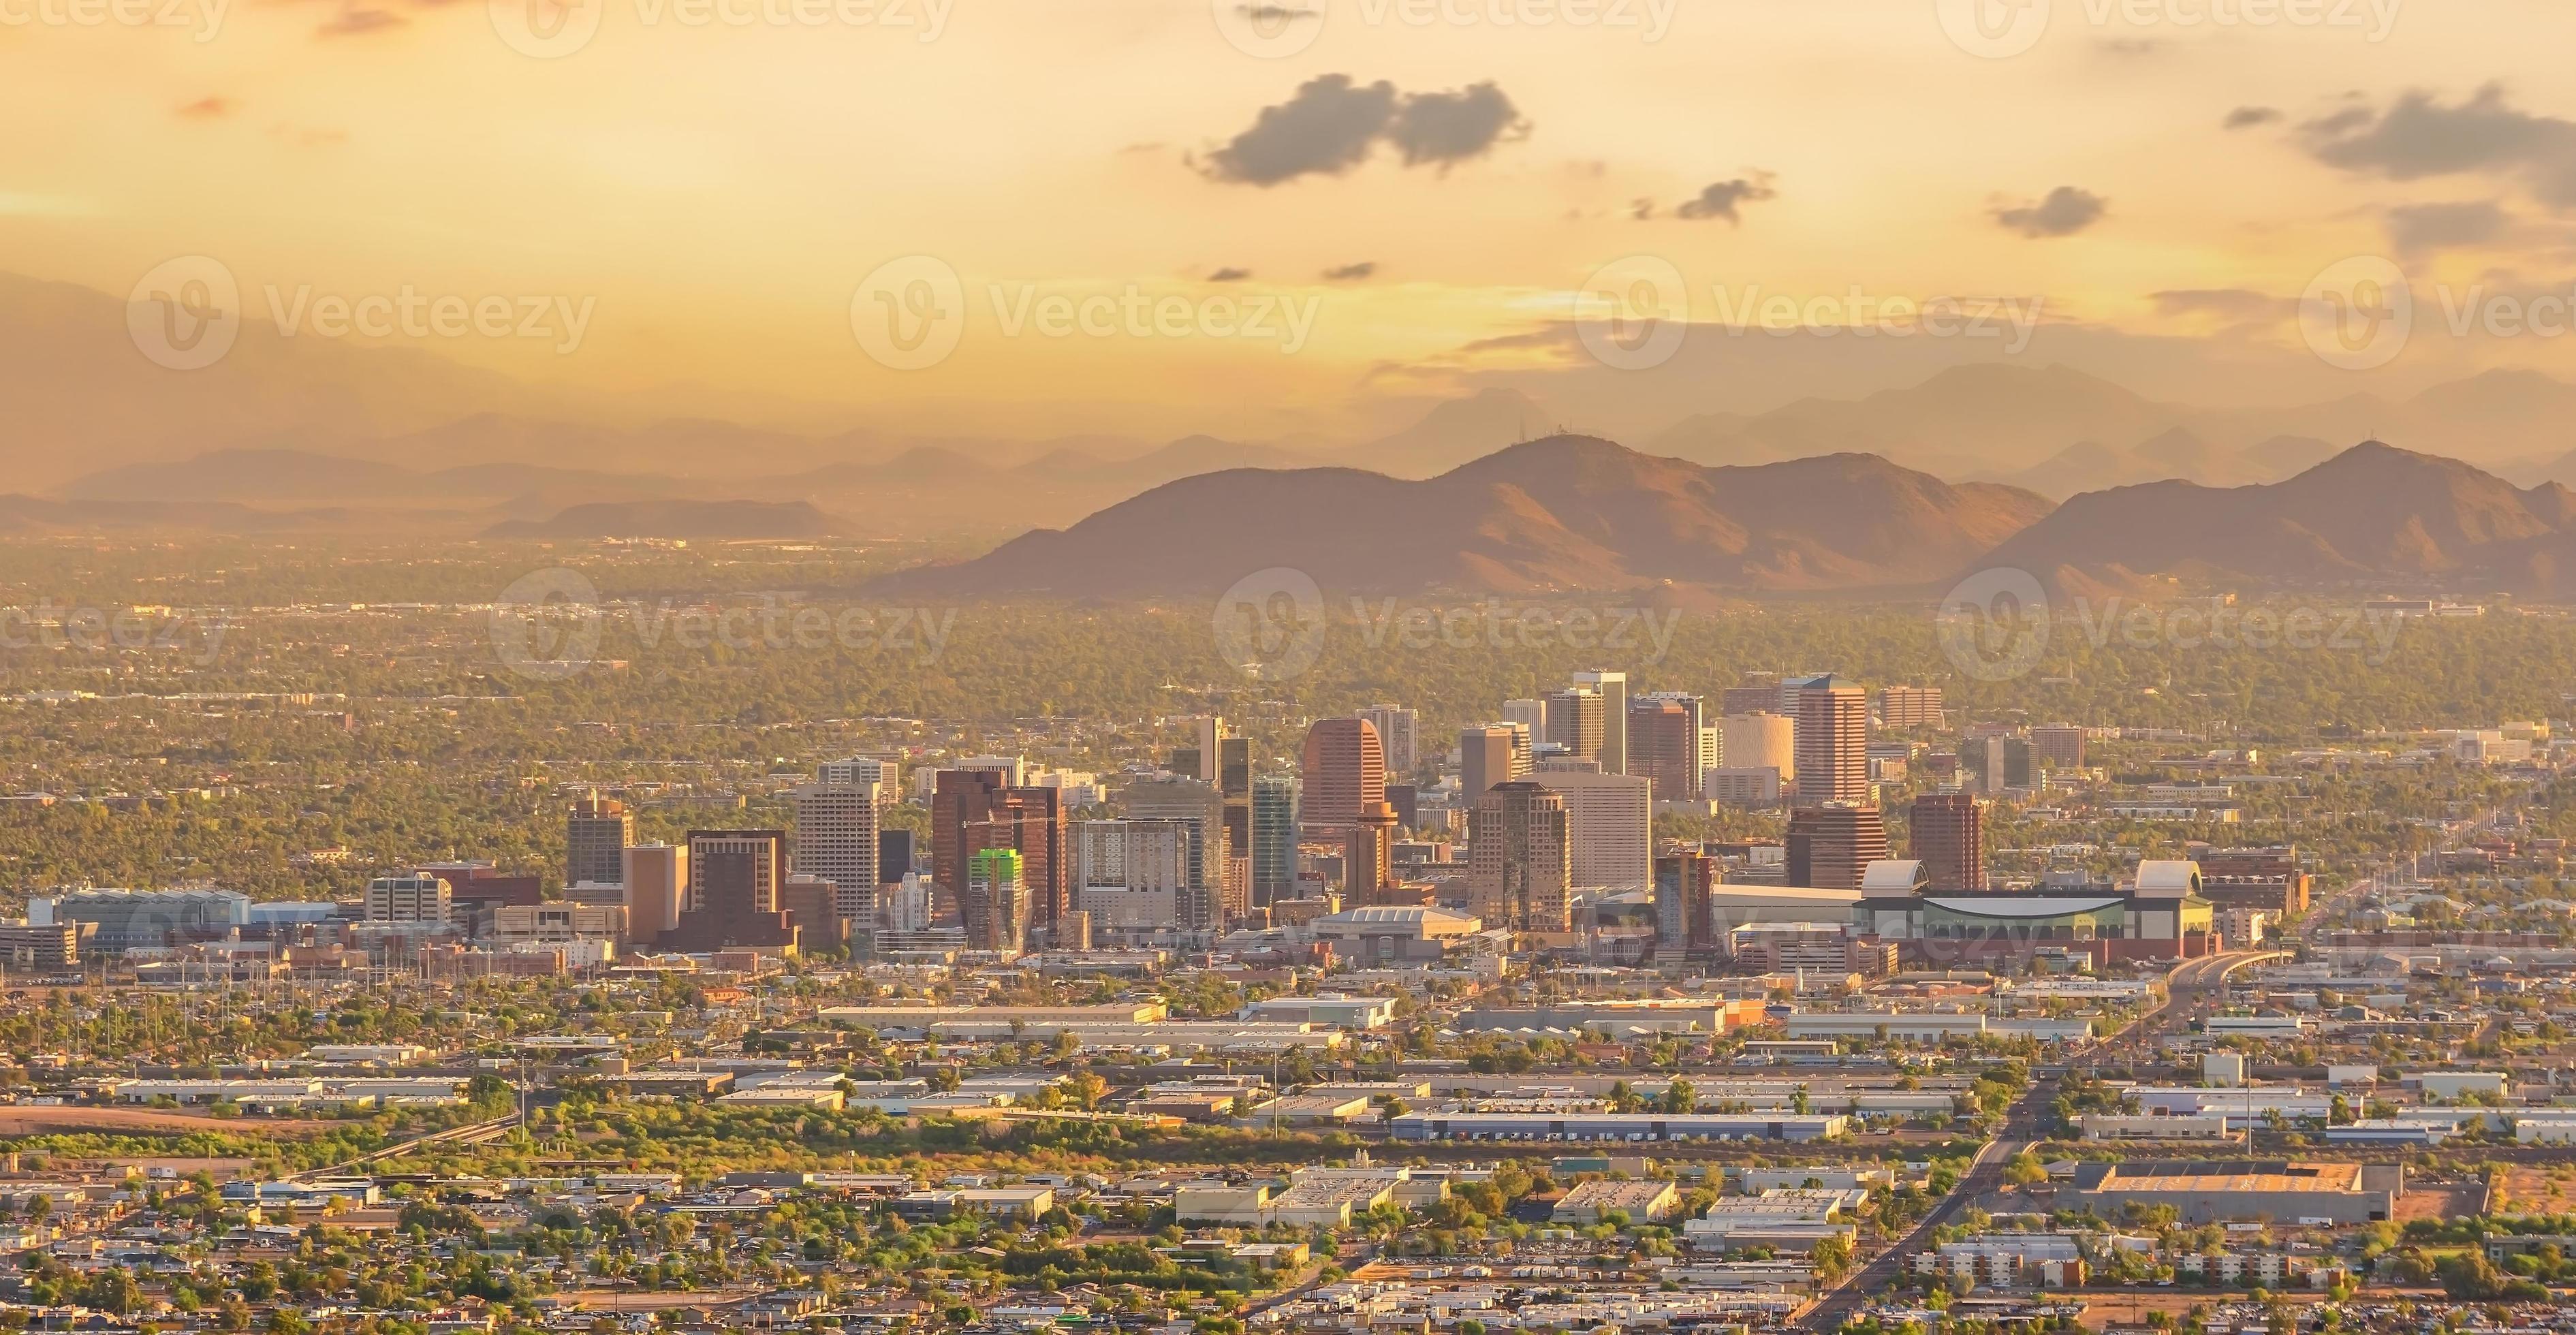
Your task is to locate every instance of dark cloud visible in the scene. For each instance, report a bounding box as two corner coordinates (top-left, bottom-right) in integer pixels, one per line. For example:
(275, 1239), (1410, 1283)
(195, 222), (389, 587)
(176, 97), (233, 119)
(1200, 75), (1396, 186)
(2150, 288), (2295, 319)
(1992, 186), (2107, 238)
(1321, 262), (1377, 281)
(315, 5), (402, 33)
(2222, 106), (2282, 131)
(2386, 200), (2508, 253)
(1199, 75), (1526, 186)
(2303, 84), (2576, 208)
(1206, 267), (1253, 283)
(1385, 82), (1528, 168)
(1674, 176), (1778, 225)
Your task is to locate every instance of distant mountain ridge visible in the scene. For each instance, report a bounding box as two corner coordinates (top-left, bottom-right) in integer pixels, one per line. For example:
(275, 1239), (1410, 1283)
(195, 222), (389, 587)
(873, 435), (2054, 597)
(1980, 441), (2576, 595)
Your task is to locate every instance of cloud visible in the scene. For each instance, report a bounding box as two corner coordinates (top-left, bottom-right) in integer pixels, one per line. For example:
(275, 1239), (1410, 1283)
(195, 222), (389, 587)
(2101, 37), (2160, 56)
(1384, 82), (1528, 169)
(2303, 84), (2576, 209)
(2223, 106), (2282, 131)
(315, 5), (403, 33)
(2386, 200), (2508, 254)
(1673, 175), (1778, 225)
(1207, 267), (1254, 283)
(1992, 186), (2107, 238)
(1198, 75), (1526, 185)
(1321, 262), (1378, 281)
(176, 97), (234, 119)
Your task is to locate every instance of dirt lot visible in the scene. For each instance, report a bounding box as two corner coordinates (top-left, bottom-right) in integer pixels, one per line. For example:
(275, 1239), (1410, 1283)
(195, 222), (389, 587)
(0, 1105), (328, 1137)
(2491, 1163), (2576, 1215)
(2395, 1180), (2487, 1222)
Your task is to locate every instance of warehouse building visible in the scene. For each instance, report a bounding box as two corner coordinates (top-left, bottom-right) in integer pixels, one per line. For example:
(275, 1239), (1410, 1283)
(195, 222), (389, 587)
(1388, 1111), (1847, 1143)
(2070, 1160), (2398, 1225)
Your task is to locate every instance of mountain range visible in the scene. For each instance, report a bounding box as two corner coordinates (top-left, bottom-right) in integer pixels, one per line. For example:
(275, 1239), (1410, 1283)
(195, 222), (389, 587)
(875, 435), (2576, 601)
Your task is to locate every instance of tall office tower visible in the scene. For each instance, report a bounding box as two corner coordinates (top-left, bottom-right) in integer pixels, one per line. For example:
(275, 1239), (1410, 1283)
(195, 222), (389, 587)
(964, 848), (1029, 952)
(791, 778), (881, 928)
(1299, 717), (1387, 832)
(1216, 733), (1251, 887)
(621, 844), (685, 942)
(1347, 800), (1399, 903)
(819, 756), (896, 789)
(1359, 704), (1419, 774)
(1653, 851), (1718, 957)
(878, 828), (917, 881)
(1784, 803), (1889, 892)
(1468, 781), (1572, 933)
(1531, 769), (1654, 892)
(1572, 671), (1629, 774)
(1192, 715), (1224, 785)
(1721, 712), (1797, 783)
(366, 873), (451, 924)
(1910, 791), (1988, 892)
(780, 874), (846, 951)
(1791, 674), (1870, 806)
(1250, 773), (1299, 906)
(1125, 775), (1236, 930)
(1543, 687), (1606, 766)
(565, 794), (633, 890)
(1629, 693), (1706, 800)
(1073, 819), (1191, 939)
(1459, 725), (1529, 802)
(1502, 697), (1550, 741)
(1959, 734), (2035, 793)
(685, 830), (788, 915)
(1878, 685), (1947, 732)
(931, 769), (1069, 930)
(2030, 724), (2086, 769)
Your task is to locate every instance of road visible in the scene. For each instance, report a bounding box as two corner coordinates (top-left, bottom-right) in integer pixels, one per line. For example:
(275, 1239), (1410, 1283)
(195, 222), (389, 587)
(1795, 949), (2282, 1332)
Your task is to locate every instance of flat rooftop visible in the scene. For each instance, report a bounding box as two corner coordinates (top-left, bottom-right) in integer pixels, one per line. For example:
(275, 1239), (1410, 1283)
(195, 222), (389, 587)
(2100, 1162), (2364, 1193)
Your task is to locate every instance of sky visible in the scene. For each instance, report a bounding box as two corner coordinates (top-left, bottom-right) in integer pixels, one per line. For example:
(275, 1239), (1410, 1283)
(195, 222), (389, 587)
(10, 0), (2576, 445)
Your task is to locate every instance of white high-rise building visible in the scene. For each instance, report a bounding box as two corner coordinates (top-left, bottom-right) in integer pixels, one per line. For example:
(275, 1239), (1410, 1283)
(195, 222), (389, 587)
(791, 779), (881, 925)
(1530, 769), (1653, 893)
(1360, 704), (1419, 775)
(366, 874), (452, 924)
